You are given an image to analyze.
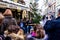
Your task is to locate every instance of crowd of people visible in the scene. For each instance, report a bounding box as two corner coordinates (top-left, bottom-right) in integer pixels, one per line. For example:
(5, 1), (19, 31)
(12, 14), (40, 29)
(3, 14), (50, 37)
(0, 8), (45, 40)
(0, 9), (25, 40)
(0, 8), (60, 40)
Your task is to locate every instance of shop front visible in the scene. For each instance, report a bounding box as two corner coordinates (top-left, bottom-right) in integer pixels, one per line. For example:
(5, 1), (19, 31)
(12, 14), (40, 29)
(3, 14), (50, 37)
(0, 1), (29, 24)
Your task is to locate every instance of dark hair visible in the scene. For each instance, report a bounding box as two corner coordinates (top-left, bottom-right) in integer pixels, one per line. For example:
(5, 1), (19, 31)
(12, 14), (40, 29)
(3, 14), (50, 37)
(42, 15), (46, 20)
(58, 9), (60, 14)
(8, 25), (20, 34)
(34, 26), (37, 32)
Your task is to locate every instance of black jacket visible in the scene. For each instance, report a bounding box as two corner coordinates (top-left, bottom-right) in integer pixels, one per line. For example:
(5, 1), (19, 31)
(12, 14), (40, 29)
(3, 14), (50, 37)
(3, 16), (17, 30)
(44, 17), (60, 40)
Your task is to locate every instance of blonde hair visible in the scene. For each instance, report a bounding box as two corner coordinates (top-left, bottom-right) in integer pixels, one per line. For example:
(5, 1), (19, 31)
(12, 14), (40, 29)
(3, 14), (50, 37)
(3, 9), (13, 16)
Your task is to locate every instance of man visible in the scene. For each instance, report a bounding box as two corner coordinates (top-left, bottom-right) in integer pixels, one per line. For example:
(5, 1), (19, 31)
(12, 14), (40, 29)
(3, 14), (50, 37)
(3, 9), (17, 30)
(0, 13), (5, 40)
(44, 9), (60, 40)
(0, 13), (5, 35)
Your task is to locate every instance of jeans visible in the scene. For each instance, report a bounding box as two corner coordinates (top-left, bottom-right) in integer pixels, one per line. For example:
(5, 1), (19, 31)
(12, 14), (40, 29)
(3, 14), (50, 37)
(27, 26), (33, 33)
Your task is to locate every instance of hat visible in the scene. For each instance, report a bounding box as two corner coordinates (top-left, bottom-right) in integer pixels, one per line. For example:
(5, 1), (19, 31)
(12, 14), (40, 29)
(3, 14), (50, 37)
(3, 9), (12, 16)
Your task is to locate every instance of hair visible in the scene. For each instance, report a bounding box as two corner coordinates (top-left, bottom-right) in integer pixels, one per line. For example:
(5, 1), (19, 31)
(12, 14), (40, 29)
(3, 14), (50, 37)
(58, 9), (60, 12)
(58, 9), (60, 15)
(42, 15), (46, 20)
(36, 24), (45, 38)
(8, 25), (20, 34)
(3, 9), (13, 16)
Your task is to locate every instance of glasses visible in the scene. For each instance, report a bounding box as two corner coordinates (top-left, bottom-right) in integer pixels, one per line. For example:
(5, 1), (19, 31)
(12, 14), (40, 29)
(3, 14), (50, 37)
(46, 17), (52, 19)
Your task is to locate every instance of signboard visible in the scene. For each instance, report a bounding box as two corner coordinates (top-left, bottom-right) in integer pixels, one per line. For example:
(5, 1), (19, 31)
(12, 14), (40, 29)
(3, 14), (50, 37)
(3, 0), (25, 4)
(0, 2), (29, 11)
(0, 2), (8, 8)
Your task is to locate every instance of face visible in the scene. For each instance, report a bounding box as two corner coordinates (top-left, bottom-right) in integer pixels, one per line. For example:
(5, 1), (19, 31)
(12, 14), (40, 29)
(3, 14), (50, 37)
(46, 14), (52, 20)
(58, 12), (60, 17)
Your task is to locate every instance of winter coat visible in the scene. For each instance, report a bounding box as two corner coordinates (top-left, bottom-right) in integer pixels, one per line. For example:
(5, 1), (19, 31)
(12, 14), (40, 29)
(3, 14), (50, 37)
(44, 17), (60, 40)
(3, 16), (17, 30)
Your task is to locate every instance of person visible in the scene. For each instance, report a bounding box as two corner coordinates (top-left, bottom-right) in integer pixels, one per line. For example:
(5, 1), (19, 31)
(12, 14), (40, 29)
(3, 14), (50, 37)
(23, 18), (28, 34)
(20, 19), (25, 33)
(3, 9), (17, 30)
(4, 25), (24, 40)
(44, 9), (60, 40)
(46, 14), (55, 20)
(20, 18), (27, 34)
(27, 18), (33, 33)
(0, 13), (5, 40)
(35, 24), (45, 39)
(40, 15), (47, 27)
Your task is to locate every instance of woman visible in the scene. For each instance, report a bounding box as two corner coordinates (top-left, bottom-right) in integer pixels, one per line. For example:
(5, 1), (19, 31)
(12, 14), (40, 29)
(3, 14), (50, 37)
(4, 25), (24, 40)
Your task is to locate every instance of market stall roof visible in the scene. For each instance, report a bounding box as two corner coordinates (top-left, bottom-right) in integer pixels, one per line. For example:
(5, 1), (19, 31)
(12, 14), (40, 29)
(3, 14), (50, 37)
(0, 1), (30, 11)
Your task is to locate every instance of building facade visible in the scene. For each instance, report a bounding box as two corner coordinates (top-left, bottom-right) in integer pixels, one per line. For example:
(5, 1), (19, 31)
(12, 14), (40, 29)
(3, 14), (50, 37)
(55, 0), (60, 17)
(37, 0), (48, 15)
(42, 0), (56, 16)
(48, 0), (56, 15)
(0, 0), (31, 21)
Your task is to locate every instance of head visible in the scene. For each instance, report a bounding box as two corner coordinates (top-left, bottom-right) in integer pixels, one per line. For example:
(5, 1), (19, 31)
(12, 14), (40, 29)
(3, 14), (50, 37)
(58, 9), (60, 17)
(8, 25), (20, 34)
(46, 14), (52, 20)
(42, 15), (46, 20)
(0, 13), (4, 25)
(3, 9), (13, 16)
(36, 24), (43, 29)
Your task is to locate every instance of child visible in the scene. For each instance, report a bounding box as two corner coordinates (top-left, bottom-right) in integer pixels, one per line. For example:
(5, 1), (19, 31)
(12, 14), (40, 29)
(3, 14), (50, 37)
(30, 27), (37, 37)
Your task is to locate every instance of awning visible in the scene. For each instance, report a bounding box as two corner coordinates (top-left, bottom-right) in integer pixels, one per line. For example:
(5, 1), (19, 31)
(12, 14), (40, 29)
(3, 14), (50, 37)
(0, 1), (30, 11)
